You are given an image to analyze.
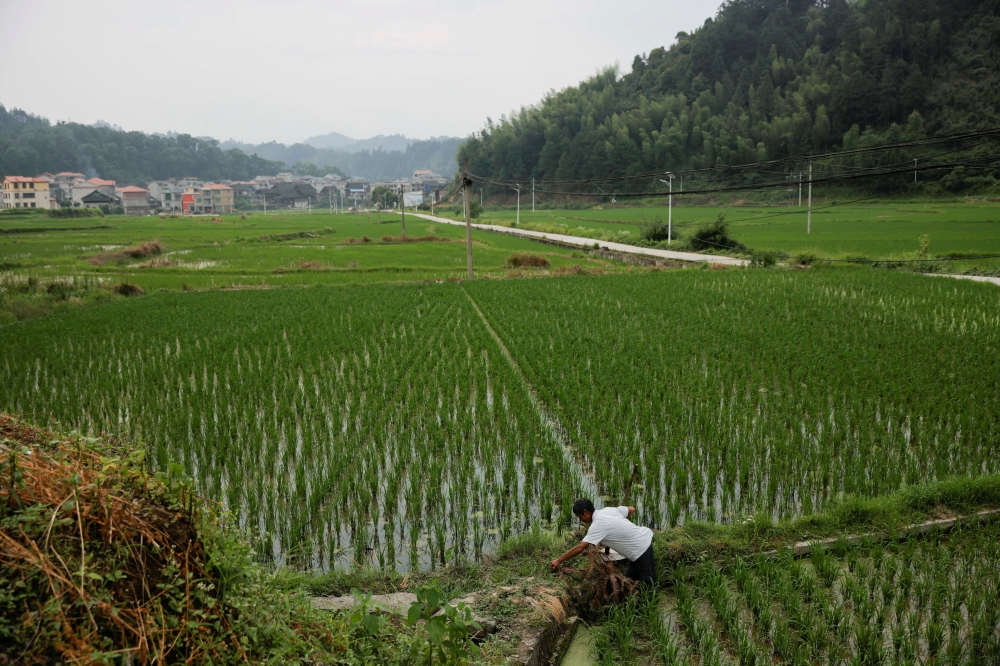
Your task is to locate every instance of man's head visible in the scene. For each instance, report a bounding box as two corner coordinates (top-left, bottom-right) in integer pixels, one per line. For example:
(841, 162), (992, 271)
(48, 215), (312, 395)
(572, 498), (595, 524)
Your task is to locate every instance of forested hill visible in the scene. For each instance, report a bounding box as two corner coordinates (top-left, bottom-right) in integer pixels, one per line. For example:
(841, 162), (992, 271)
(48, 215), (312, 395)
(0, 105), (284, 184)
(459, 0), (1000, 186)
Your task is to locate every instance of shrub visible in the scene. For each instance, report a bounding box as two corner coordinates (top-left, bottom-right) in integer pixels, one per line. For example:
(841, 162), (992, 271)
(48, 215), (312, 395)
(639, 215), (672, 242)
(47, 208), (103, 219)
(506, 252), (550, 268)
(793, 251), (818, 266)
(690, 214), (747, 252)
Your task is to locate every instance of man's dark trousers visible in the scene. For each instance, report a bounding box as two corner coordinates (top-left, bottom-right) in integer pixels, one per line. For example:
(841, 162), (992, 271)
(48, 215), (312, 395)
(626, 544), (656, 587)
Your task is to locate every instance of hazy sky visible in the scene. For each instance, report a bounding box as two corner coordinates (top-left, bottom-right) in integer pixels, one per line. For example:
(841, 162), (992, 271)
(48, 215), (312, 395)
(1, 0), (722, 144)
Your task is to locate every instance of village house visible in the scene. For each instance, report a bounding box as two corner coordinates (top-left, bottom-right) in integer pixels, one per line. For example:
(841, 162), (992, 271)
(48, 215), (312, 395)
(72, 178), (117, 204)
(257, 182), (318, 209)
(117, 186), (151, 215)
(2, 176), (54, 209)
(182, 183), (234, 214)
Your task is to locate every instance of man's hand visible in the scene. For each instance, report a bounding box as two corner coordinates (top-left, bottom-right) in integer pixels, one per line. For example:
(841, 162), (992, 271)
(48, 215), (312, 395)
(627, 506), (636, 518)
(549, 559), (561, 571)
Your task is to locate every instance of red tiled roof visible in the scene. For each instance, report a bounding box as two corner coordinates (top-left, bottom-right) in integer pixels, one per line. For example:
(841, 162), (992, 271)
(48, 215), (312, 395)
(203, 183), (233, 190)
(87, 178), (116, 186)
(3, 176), (49, 183)
(118, 186), (147, 193)
(55, 172), (85, 177)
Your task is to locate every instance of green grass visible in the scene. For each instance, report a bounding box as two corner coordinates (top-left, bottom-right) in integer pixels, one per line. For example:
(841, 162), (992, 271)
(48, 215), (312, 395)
(471, 200), (1000, 271)
(0, 211), (609, 292)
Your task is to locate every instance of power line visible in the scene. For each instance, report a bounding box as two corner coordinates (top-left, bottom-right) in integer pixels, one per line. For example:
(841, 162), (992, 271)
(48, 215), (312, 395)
(469, 154), (1000, 199)
(469, 128), (1000, 187)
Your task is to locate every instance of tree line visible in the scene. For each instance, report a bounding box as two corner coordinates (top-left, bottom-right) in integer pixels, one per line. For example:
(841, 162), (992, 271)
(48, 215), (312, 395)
(458, 0), (1000, 194)
(0, 105), (284, 184)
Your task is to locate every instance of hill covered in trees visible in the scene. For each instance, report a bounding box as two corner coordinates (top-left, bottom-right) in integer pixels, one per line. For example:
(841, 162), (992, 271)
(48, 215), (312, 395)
(459, 0), (1000, 191)
(0, 105), (284, 184)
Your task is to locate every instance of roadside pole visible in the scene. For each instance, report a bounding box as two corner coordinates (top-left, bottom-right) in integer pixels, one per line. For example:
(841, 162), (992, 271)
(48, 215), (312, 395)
(532, 178), (535, 212)
(798, 172), (802, 206)
(464, 158), (473, 280)
(516, 186), (520, 226)
(807, 162), (813, 235)
(401, 189), (406, 238)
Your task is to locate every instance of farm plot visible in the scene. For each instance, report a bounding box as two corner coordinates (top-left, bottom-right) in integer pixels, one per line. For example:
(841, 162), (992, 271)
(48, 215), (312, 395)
(466, 269), (1000, 526)
(661, 523), (1000, 665)
(0, 284), (585, 570)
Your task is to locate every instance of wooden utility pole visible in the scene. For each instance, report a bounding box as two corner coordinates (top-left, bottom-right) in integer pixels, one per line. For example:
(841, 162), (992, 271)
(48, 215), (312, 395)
(400, 188), (406, 238)
(464, 158), (473, 280)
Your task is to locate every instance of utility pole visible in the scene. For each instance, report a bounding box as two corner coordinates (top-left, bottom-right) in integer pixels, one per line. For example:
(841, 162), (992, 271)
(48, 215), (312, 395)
(263, 192), (267, 215)
(807, 162), (813, 235)
(532, 178), (535, 212)
(463, 158), (473, 279)
(668, 175), (672, 244)
(329, 188), (333, 215)
(914, 159), (918, 183)
(480, 188), (483, 206)
(798, 172), (802, 206)
(400, 188), (406, 238)
(515, 185), (520, 226)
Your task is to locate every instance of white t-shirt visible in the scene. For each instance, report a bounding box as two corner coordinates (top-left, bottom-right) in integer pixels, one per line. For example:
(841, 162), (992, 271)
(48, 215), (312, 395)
(581, 506), (653, 562)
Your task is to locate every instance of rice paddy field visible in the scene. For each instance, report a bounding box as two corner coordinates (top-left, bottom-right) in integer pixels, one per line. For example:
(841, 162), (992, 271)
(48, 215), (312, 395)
(0, 210), (599, 293)
(2, 268), (998, 577)
(472, 200), (1000, 273)
(580, 522), (1000, 665)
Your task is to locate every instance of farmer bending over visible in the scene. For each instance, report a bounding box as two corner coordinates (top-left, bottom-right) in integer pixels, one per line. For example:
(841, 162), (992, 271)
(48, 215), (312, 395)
(549, 498), (656, 587)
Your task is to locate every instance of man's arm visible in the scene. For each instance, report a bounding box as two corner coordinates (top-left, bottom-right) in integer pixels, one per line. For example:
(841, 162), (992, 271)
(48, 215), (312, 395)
(627, 506), (636, 519)
(550, 541), (591, 571)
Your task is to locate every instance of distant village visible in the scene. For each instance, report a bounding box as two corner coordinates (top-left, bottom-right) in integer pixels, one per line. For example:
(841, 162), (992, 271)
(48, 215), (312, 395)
(1, 170), (452, 214)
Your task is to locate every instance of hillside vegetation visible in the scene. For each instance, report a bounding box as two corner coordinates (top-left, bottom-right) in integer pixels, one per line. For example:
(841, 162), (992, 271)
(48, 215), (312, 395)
(0, 105), (285, 184)
(459, 0), (1000, 191)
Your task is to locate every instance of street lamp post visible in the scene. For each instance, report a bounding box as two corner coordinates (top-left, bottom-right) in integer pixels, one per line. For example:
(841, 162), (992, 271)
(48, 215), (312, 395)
(658, 174), (674, 244)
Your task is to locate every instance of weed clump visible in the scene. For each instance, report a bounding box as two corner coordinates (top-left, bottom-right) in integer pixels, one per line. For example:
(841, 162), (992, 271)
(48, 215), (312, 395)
(112, 283), (145, 296)
(89, 241), (163, 265)
(506, 252), (550, 268)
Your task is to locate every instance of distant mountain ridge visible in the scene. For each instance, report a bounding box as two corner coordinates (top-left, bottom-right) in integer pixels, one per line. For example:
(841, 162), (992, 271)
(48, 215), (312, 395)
(0, 104), (462, 183)
(218, 134), (463, 181)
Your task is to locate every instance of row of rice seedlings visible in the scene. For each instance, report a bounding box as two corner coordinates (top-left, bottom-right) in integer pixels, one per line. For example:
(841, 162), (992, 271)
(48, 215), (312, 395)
(673, 563), (729, 666)
(593, 589), (684, 666)
(714, 524), (1000, 665)
(0, 285), (583, 570)
(467, 270), (1000, 525)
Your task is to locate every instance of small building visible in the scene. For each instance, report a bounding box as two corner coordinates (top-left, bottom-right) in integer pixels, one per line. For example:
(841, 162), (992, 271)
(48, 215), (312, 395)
(162, 187), (184, 212)
(257, 182), (318, 209)
(118, 186), (151, 215)
(2, 176), (53, 209)
(80, 190), (116, 209)
(72, 178), (117, 204)
(201, 183), (234, 213)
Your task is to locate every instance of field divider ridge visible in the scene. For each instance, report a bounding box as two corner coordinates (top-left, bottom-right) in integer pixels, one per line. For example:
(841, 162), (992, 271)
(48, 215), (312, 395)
(764, 507), (1000, 559)
(459, 285), (601, 500)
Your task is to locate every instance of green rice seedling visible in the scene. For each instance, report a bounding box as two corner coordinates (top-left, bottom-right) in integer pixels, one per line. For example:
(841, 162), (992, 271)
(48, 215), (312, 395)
(640, 588), (682, 666)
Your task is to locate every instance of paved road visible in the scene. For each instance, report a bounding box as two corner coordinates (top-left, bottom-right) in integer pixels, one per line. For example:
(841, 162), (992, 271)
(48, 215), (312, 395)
(934, 274), (1000, 286)
(411, 213), (748, 266)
